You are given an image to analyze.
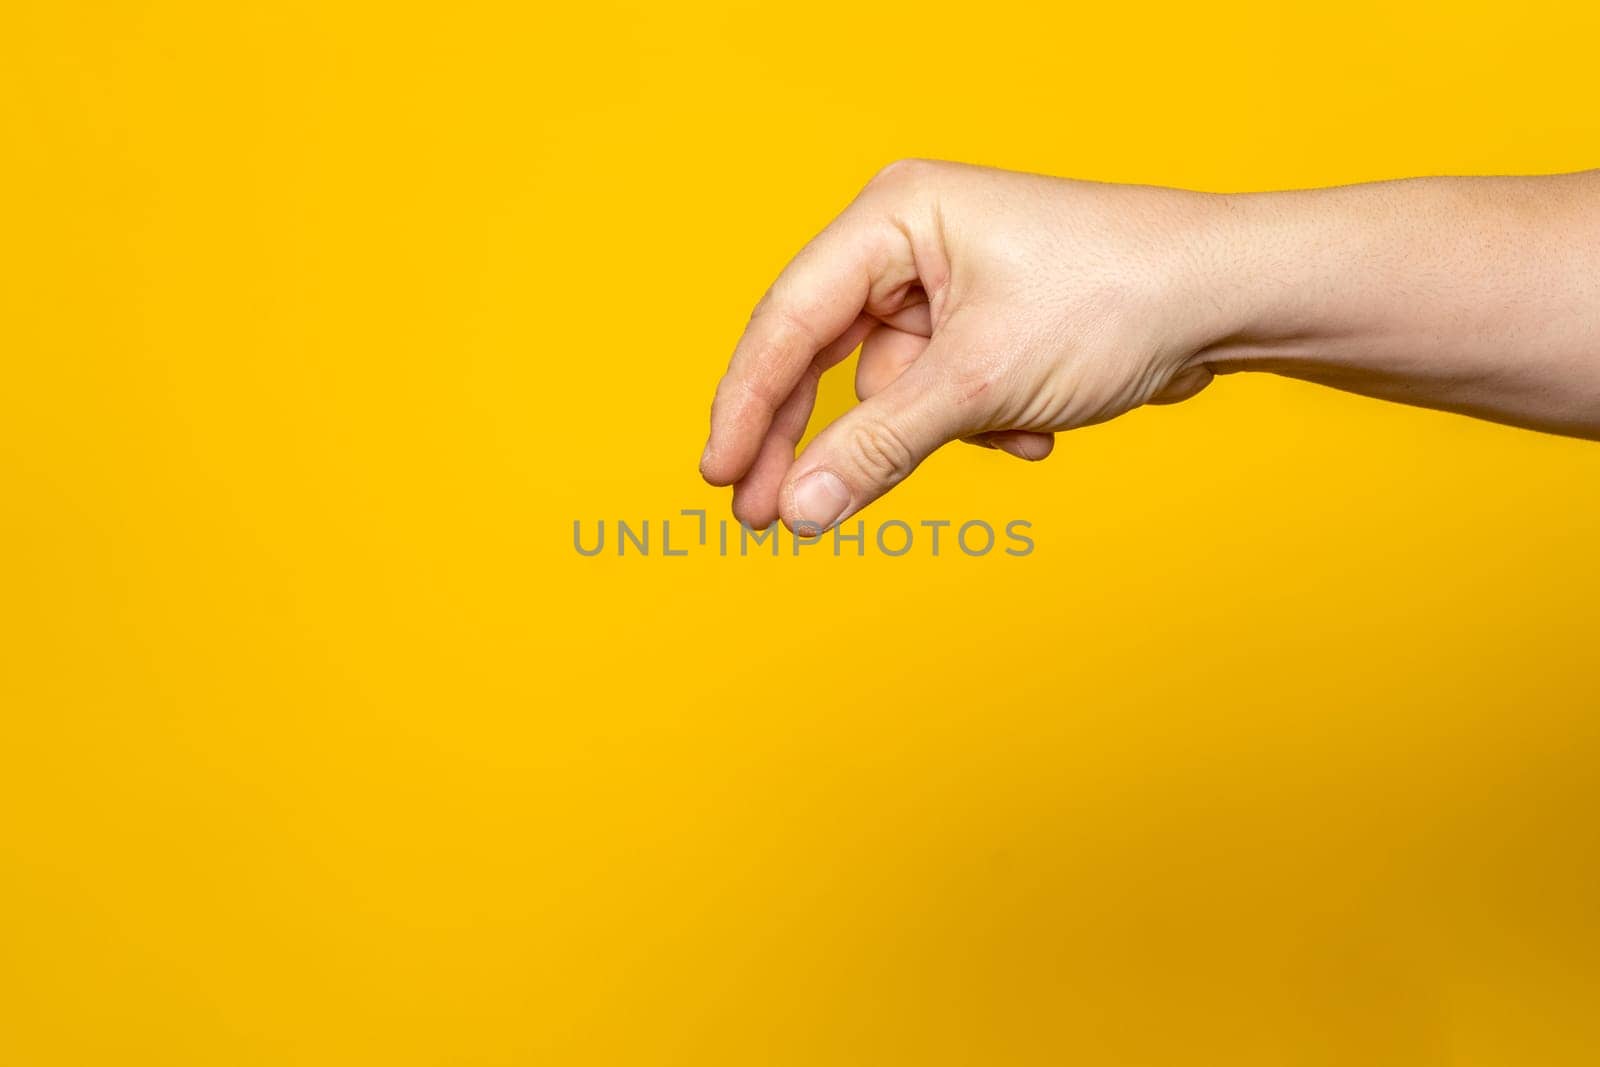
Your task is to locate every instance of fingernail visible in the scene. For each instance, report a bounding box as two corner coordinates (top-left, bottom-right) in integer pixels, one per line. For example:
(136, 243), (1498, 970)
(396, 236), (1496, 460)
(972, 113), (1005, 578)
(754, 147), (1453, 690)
(792, 470), (850, 530)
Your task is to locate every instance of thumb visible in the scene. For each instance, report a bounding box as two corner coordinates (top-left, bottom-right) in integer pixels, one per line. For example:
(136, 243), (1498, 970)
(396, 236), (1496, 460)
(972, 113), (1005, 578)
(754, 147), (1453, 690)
(779, 360), (963, 534)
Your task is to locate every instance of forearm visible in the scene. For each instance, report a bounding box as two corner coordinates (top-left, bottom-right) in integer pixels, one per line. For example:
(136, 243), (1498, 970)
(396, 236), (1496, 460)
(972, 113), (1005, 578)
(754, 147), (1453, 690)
(1196, 172), (1600, 438)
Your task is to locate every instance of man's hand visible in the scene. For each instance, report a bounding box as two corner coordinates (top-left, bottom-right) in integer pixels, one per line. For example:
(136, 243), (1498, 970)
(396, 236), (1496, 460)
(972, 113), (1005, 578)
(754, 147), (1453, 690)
(699, 161), (1229, 531)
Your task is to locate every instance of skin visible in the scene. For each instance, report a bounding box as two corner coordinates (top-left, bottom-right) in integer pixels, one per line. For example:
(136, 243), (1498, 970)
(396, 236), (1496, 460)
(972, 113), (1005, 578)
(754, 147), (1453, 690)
(699, 161), (1600, 533)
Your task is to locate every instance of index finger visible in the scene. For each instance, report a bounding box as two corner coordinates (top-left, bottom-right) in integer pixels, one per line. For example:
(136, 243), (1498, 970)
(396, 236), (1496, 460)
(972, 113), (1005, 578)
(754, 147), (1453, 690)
(699, 208), (907, 487)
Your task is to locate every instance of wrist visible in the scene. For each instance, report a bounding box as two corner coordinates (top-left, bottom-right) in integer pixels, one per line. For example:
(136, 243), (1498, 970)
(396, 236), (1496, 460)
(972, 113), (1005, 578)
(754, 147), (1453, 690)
(1177, 187), (1360, 374)
(1183, 178), (1520, 375)
(1137, 187), (1338, 381)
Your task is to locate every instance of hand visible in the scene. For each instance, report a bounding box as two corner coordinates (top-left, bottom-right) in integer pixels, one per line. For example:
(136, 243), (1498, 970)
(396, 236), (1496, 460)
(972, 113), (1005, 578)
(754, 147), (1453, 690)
(700, 161), (1600, 533)
(698, 160), (1235, 532)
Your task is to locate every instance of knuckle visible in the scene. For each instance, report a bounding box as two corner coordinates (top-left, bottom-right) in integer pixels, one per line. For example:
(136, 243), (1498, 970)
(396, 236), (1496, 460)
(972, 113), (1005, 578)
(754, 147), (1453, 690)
(748, 288), (821, 351)
(735, 370), (781, 411)
(848, 420), (917, 484)
(714, 368), (767, 417)
(867, 157), (936, 193)
(767, 301), (820, 350)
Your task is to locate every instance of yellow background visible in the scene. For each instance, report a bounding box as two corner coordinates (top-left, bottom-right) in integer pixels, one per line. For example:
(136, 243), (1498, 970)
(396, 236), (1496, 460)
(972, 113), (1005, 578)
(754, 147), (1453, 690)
(4, 2), (1599, 1063)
